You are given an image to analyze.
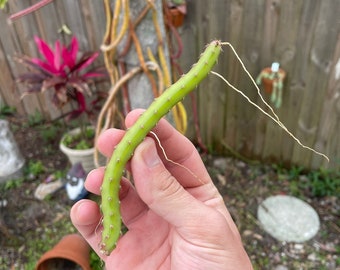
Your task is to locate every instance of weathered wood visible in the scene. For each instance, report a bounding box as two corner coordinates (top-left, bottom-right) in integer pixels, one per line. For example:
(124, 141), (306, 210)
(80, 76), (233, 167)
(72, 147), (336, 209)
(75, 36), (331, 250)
(234, 0), (265, 157)
(310, 30), (340, 169)
(223, 0), (244, 152)
(3, 1), (42, 116)
(0, 36), (24, 114)
(0, 0), (339, 169)
(291, 0), (340, 167)
(261, 0), (303, 161)
(196, 0), (229, 151)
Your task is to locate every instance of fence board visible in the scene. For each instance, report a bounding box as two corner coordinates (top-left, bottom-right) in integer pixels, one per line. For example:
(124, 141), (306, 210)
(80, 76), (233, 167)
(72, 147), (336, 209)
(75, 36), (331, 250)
(311, 30), (340, 169)
(195, 0), (230, 151)
(0, 0), (339, 169)
(291, 0), (340, 167)
(2, 1), (42, 116)
(261, 0), (303, 161)
(224, 0), (244, 151)
(0, 39), (24, 114)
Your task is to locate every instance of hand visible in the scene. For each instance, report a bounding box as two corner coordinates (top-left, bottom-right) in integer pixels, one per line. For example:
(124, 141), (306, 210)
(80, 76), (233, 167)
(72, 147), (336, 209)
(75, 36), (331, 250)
(70, 109), (253, 270)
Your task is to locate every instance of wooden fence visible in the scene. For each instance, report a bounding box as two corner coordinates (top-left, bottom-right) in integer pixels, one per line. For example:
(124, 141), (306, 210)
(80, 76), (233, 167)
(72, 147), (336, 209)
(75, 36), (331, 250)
(0, 0), (339, 170)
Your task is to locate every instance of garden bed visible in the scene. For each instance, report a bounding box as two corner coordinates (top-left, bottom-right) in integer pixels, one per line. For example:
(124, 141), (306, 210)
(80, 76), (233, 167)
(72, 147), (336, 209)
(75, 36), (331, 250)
(0, 114), (339, 269)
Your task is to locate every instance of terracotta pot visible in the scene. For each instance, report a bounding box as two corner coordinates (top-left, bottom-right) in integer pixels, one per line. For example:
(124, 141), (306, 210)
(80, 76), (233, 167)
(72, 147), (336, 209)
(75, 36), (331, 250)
(261, 67), (286, 94)
(35, 234), (91, 270)
(168, 8), (184, 27)
(165, 4), (186, 28)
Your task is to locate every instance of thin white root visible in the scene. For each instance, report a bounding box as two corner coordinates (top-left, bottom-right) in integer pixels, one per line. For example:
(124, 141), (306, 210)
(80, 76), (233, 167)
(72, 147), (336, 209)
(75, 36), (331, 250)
(149, 131), (205, 185)
(213, 42), (329, 162)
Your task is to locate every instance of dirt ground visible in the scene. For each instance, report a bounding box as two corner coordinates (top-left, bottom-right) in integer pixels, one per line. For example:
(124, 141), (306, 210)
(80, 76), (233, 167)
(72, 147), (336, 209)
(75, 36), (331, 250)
(0, 115), (339, 269)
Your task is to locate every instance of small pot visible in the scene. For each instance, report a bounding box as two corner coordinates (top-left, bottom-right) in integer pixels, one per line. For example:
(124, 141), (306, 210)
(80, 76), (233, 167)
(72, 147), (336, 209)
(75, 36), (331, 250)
(167, 8), (184, 27)
(261, 67), (286, 94)
(35, 234), (91, 270)
(165, 4), (187, 28)
(60, 127), (105, 173)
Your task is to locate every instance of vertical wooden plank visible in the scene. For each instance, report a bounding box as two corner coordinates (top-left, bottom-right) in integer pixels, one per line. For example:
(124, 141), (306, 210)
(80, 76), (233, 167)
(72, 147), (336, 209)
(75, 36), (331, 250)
(310, 32), (340, 169)
(261, 0), (304, 161)
(0, 40), (24, 114)
(279, 1), (320, 164)
(80, 1), (106, 51)
(32, 0), (60, 42)
(197, 0), (230, 151)
(233, 0), (265, 156)
(223, 0), (245, 155)
(193, 0), (211, 145)
(55, 0), (88, 50)
(177, 0), (202, 140)
(253, 0), (281, 159)
(3, 0), (43, 116)
(291, 0), (340, 167)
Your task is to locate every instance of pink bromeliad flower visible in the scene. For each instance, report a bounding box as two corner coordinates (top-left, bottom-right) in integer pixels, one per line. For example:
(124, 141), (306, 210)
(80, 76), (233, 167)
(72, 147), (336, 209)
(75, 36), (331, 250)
(17, 36), (107, 119)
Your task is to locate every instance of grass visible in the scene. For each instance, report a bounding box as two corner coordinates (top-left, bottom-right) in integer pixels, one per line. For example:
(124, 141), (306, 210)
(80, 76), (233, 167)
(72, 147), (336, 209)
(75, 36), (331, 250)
(274, 164), (340, 198)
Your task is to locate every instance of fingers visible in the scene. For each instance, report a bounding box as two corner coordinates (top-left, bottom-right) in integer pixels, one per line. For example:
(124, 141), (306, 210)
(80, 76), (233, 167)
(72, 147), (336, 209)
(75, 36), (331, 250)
(126, 109), (211, 187)
(70, 199), (104, 258)
(96, 110), (211, 188)
(85, 168), (104, 194)
(85, 167), (148, 227)
(96, 128), (125, 158)
(131, 137), (227, 232)
(131, 138), (246, 254)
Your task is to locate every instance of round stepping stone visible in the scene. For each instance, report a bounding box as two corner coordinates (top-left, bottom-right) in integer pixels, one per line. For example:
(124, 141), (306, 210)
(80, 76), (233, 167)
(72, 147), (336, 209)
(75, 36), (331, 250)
(257, 195), (320, 242)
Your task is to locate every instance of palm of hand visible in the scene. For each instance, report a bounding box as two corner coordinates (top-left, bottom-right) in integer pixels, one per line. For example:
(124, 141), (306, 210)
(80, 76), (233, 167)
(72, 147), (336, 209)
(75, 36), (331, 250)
(105, 191), (231, 270)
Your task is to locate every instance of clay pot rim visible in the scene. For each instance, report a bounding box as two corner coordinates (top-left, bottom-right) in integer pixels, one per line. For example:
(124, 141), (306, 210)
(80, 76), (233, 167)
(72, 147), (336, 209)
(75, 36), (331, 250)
(35, 234), (91, 270)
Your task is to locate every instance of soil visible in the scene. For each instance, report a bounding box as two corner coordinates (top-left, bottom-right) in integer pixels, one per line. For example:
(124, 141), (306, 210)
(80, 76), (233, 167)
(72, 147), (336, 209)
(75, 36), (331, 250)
(0, 114), (339, 270)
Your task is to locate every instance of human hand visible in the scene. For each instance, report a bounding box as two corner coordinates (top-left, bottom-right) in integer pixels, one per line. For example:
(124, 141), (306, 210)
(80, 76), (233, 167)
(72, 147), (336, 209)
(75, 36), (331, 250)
(70, 109), (253, 270)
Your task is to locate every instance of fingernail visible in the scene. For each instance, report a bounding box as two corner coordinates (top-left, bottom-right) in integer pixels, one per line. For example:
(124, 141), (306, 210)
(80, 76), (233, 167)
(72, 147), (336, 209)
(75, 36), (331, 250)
(142, 140), (161, 168)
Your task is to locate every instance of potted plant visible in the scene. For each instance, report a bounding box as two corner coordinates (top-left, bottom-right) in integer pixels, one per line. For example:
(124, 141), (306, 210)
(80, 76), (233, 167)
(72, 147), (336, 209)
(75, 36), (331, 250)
(16, 36), (107, 172)
(164, 0), (187, 28)
(256, 62), (286, 109)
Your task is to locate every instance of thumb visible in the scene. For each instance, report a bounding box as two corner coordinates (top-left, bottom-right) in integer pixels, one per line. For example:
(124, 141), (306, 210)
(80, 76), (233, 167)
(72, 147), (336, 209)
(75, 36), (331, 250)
(131, 137), (209, 228)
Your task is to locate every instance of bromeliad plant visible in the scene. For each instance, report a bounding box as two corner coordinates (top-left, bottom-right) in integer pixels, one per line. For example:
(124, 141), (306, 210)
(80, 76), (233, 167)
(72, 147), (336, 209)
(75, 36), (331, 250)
(16, 36), (107, 148)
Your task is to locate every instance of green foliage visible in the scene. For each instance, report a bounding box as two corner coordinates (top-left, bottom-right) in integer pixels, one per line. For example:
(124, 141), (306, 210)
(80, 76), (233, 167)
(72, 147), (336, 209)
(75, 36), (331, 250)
(53, 170), (66, 180)
(62, 127), (95, 149)
(26, 110), (45, 127)
(0, 105), (16, 117)
(308, 168), (340, 197)
(84, 126), (95, 138)
(39, 124), (61, 143)
(25, 160), (45, 178)
(0, 177), (24, 191)
(275, 165), (339, 198)
(90, 249), (103, 270)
